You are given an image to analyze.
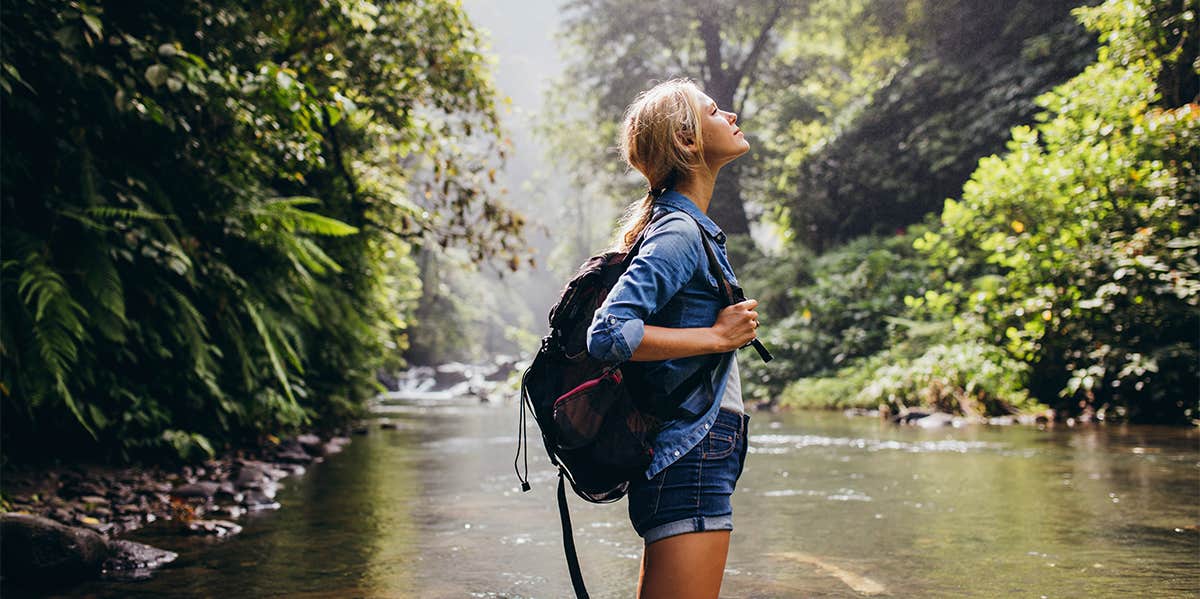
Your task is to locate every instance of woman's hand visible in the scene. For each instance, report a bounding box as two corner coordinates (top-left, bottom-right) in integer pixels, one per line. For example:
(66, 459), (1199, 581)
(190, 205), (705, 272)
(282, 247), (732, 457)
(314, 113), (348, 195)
(711, 299), (759, 352)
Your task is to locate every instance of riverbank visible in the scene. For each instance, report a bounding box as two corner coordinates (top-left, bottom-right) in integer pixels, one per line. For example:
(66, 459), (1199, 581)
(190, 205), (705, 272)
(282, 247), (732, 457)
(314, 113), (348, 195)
(0, 430), (354, 592)
(0, 359), (520, 593)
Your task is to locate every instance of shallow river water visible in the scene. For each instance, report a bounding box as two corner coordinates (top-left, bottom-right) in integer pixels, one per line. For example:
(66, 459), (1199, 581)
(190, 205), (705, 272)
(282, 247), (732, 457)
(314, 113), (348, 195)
(54, 394), (1198, 598)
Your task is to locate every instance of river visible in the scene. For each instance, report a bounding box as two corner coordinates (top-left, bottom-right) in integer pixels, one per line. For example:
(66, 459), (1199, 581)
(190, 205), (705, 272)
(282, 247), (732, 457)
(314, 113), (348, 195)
(51, 392), (1198, 598)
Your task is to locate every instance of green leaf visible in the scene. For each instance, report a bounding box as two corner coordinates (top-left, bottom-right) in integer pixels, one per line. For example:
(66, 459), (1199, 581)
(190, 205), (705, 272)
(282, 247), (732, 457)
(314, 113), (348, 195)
(82, 14), (103, 38)
(242, 299), (298, 408)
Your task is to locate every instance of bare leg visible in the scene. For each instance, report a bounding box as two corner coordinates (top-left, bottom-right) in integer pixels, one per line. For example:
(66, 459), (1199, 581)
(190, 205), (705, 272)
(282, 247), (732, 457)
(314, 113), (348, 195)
(636, 530), (731, 599)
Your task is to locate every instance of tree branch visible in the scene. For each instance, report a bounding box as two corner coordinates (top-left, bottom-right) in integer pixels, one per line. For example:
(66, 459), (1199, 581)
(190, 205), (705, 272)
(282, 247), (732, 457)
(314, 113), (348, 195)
(731, 0), (787, 95)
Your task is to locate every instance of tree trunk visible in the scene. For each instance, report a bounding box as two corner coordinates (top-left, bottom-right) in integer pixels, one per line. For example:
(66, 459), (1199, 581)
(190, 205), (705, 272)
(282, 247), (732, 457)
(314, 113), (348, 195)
(699, 11), (753, 238)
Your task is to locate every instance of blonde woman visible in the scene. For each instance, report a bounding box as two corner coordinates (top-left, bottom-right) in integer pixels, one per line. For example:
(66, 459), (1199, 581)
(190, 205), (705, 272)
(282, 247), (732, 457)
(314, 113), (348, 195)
(587, 78), (759, 599)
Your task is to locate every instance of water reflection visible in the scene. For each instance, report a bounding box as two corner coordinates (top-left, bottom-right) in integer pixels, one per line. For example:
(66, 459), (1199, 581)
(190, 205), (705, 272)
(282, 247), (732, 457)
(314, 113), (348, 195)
(51, 401), (1198, 598)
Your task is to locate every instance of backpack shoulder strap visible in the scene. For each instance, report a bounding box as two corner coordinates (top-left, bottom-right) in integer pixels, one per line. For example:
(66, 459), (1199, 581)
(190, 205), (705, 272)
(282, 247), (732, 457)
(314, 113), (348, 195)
(557, 470), (590, 598)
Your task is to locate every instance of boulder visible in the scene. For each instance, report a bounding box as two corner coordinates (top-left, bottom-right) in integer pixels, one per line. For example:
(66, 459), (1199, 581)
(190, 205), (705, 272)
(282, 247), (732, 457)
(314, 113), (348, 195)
(0, 513), (110, 586)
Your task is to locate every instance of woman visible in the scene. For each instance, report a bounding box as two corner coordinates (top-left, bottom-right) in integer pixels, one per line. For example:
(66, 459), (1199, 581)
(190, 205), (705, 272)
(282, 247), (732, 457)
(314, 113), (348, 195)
(586, 78), (760, 599)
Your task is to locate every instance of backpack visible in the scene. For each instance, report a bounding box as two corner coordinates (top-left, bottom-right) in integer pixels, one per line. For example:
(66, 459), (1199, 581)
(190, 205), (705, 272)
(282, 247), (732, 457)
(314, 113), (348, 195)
(513, 208), (770, 598)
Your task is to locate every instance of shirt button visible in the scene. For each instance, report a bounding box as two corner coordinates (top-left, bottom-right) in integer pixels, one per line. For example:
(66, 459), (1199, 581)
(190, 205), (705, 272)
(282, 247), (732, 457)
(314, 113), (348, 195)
(716, 233), (726, 244)
(703, 423), (709, 430)
(673, 450), (680, 457)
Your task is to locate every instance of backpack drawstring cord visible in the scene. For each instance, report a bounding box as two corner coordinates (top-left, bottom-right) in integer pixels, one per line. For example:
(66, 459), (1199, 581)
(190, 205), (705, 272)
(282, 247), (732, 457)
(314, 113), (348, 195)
(515, 374), (531, 492)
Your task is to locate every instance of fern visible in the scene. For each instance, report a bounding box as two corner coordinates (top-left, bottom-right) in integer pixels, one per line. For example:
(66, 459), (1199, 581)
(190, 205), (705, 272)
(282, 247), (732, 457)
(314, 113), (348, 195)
(79, 245), (128, 343)
(242, 298), (298, 408)
(7, 252), (97, 437)
(253, 196), (360, 236)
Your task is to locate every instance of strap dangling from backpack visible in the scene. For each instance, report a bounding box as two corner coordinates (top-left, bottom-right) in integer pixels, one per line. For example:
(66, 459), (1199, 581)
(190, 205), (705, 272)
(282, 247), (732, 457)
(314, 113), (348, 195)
(558, 470), (590, 598)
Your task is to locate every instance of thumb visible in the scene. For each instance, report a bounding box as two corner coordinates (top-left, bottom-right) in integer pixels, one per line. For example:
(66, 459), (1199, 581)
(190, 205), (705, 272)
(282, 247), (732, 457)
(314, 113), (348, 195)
(739, 298), (758, 309)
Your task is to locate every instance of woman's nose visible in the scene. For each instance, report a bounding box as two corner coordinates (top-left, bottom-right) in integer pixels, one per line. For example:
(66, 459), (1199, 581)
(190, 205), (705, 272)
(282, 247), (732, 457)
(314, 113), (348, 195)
(728, 111), (738, 124)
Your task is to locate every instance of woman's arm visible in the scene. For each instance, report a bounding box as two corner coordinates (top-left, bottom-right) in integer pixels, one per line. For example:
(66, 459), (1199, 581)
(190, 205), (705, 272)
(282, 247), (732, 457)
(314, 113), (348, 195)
(630, 299), (759, 362)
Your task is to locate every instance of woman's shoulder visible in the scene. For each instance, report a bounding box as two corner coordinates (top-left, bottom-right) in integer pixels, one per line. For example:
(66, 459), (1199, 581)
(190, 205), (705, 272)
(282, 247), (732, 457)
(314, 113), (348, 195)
(646, 208), (702, 244)
(639, 208), (705, 269)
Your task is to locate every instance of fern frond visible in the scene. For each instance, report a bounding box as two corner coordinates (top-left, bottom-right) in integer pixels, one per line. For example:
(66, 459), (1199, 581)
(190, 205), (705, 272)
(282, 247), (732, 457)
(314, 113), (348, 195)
(80, 246), (128, 342)
(257, 196), (359, 236)
(242, 298), (298, 408)
(85, 206), (171, 221)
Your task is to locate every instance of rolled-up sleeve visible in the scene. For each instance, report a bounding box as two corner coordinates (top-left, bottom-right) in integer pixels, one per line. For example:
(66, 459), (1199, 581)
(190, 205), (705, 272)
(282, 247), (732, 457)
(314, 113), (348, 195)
(586, 215), (702, 362)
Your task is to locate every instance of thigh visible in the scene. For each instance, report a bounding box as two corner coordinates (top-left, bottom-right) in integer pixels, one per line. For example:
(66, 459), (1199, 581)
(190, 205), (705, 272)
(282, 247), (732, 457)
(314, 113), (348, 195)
(638, 530), (731, 599)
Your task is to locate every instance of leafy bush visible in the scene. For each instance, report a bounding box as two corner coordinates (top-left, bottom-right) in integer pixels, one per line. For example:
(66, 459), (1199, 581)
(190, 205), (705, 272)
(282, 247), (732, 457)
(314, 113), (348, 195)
(0, 0), (524, 461)
(855, 342), (1036, 416)
(739, 231), (931, 404)
(910, 0), (1199, 422)
(762, 0), (1197, 423)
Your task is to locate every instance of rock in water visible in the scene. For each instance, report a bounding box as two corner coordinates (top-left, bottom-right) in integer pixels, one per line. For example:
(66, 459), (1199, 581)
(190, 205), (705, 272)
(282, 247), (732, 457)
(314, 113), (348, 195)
(185, 519), (243, 537)
(0, 513), (110, 587)
(170, 481), (220, 500)
(101, 539), (178, 581)
(915, 412), (956, 428)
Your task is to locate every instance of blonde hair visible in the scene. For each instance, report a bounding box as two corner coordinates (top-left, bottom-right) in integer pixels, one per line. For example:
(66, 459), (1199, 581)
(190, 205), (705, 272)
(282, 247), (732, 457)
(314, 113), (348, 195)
(610, 78), (708, 253)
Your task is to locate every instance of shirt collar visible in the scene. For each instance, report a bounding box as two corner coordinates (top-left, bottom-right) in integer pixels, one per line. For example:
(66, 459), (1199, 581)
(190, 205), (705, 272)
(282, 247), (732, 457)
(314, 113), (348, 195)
(653, 190), (727, 243)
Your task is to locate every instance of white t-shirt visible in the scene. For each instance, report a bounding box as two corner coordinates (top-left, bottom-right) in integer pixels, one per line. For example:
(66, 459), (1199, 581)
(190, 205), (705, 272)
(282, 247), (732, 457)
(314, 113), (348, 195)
(718, 353), (744, 414)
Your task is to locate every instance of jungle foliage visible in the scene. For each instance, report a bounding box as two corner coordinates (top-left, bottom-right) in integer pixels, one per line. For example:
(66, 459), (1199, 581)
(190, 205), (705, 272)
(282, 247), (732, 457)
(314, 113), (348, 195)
(756, 0), (1199, 423)
(0, 0), (526, 462)
(773, 0), (1100, 250)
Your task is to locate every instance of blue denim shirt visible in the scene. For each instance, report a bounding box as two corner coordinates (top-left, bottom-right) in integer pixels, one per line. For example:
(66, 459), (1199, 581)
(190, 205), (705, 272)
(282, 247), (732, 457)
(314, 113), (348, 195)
(585, 190), (739, 480)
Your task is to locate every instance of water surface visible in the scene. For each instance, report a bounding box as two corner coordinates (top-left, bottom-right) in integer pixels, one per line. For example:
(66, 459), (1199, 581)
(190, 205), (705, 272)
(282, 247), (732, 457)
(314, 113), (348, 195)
(53, 395), (1199, 598)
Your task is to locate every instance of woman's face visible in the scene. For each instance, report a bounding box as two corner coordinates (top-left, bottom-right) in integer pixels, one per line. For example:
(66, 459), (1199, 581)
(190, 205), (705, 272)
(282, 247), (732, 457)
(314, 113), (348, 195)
(694, 91), (749, 169)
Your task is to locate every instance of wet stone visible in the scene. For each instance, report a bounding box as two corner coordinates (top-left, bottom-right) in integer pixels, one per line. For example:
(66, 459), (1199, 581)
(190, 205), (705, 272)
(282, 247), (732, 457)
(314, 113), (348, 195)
(209, 504), (246, 519)
(241, 489), (281, 511)
(0, 514), (110, 586)
(171, 481), (220, 500)
(272, 449), (314, 464)
(234, 465), (268, 489)
(185, 518), (243, 537)
(296, 433), (323, 454)
(101, 539), (178, 581)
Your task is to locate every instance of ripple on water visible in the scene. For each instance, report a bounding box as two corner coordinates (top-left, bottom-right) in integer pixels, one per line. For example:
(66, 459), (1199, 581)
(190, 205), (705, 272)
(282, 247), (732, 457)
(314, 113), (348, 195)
(751, 433), (1004, 454)
(762, 488), (873, 501)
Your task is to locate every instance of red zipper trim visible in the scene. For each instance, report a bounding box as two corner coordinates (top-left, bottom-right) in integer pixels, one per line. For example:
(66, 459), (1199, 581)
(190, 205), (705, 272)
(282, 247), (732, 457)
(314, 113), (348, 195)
(552, 368), (620, 408)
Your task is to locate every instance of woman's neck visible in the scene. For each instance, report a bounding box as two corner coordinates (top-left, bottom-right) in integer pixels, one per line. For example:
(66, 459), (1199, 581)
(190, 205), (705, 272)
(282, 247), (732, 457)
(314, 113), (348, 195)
(673, 169), (717, 214)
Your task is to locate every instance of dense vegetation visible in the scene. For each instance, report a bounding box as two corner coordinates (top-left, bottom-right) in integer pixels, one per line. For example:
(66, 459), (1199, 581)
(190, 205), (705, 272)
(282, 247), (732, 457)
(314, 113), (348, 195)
(746, 0), (1198, 423)
(2, 0), (1192, 471)
(0, 0), (528, 462)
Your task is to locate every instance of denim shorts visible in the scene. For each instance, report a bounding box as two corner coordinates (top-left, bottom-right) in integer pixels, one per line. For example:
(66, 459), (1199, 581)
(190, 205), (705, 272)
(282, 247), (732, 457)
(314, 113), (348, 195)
(627, 408), (751, 545)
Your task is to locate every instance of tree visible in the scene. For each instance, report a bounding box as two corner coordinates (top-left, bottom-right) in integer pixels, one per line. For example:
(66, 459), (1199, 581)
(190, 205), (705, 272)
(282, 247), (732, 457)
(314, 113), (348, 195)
(773, 0), (1098, 251)
(552, 0), (816, 241)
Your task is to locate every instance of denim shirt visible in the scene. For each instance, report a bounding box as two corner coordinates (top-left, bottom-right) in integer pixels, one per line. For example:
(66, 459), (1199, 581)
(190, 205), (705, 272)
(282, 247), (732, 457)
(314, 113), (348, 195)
(585, 190), (739, 480)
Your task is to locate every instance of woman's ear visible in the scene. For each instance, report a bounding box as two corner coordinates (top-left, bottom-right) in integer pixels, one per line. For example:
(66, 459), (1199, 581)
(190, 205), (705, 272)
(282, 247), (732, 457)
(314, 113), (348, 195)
(676, 130), (697, 150)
